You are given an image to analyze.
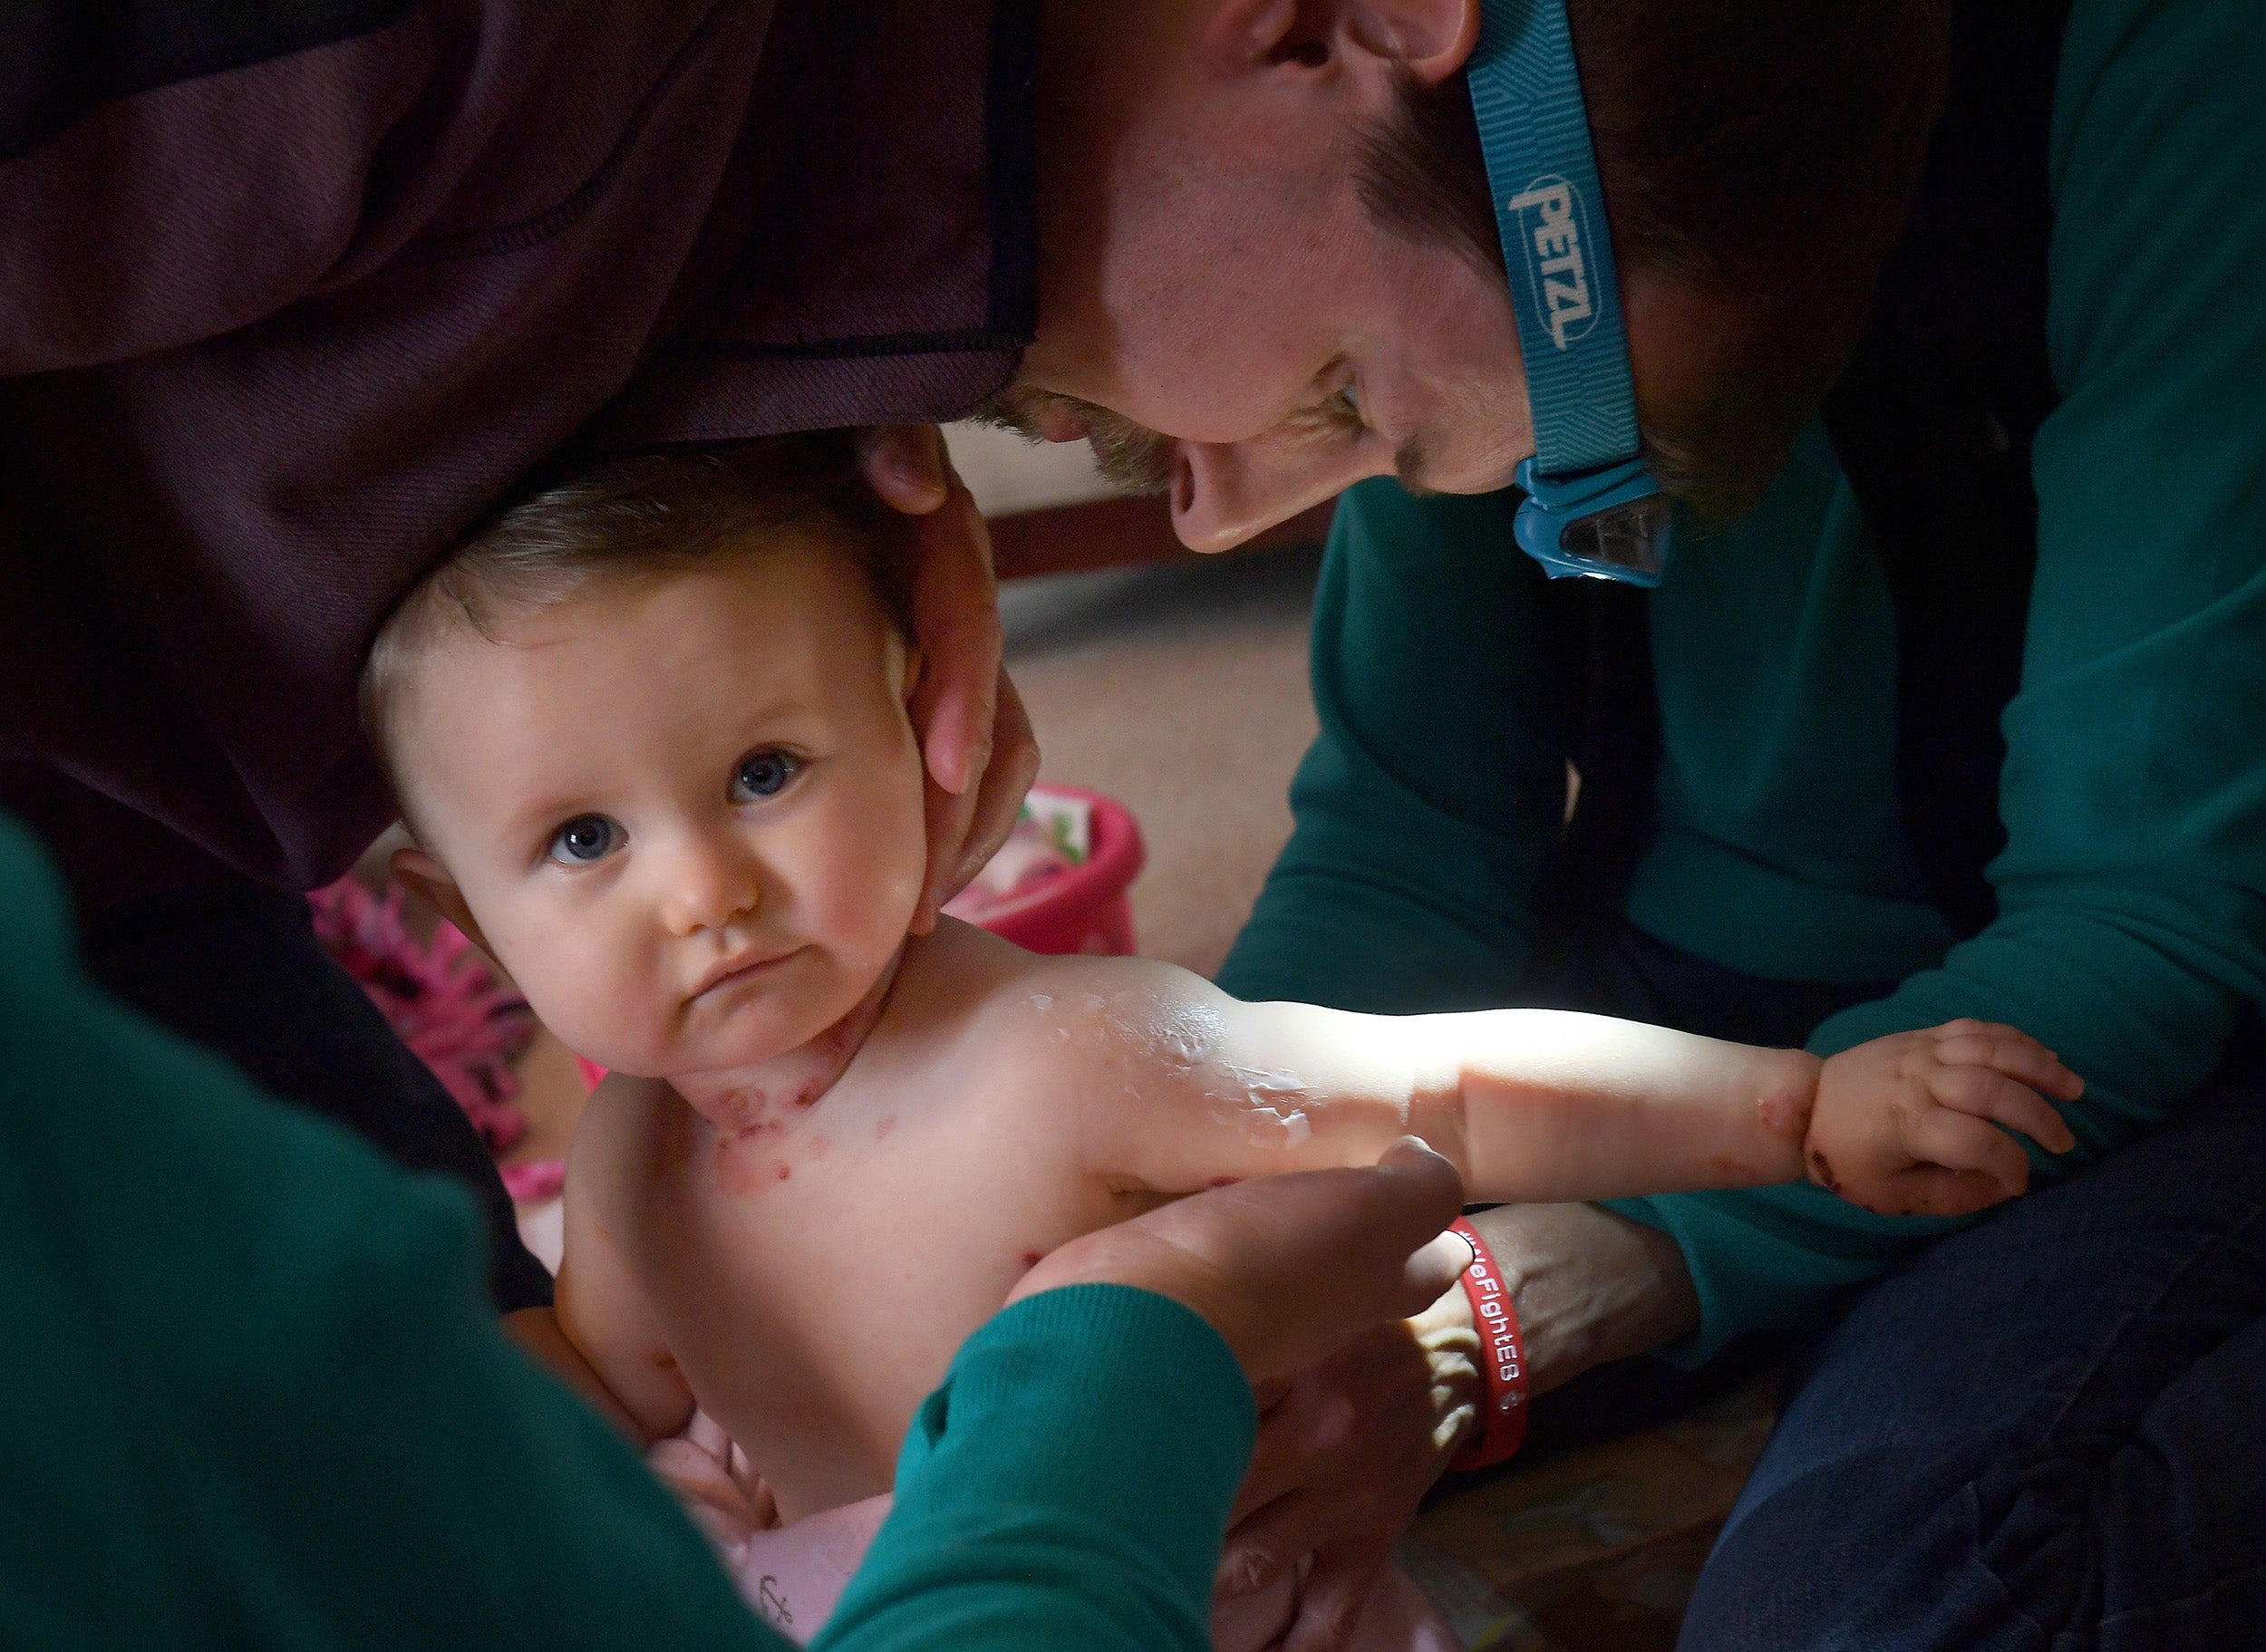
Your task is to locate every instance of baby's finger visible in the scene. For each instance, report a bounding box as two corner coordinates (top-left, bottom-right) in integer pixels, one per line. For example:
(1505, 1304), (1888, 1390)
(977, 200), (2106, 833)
(1906, 1107), (2032, 1199)
(1925, 1067), (2077, 1155)
(1931, 1025), (2085, 1101)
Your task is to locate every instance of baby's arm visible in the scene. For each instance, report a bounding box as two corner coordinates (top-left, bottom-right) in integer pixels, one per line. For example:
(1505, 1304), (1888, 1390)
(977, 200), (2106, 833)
(1393, 1004), (1825, 1200)
(1430, 1009), (2079, 1210)
(1067, 961), (1825, 1203)
(1061, 961), (2075, 1210)
(1804, 1019), (2082, 1216)
(551, 1077), (698, 1446)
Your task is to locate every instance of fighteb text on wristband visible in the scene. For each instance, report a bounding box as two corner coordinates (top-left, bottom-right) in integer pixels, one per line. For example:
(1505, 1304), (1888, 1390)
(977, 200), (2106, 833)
(1448, 1217), (1530, 1472)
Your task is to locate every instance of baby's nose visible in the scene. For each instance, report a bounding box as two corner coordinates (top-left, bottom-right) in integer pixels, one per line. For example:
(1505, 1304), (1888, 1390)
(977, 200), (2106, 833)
(656, 834), (763, 936)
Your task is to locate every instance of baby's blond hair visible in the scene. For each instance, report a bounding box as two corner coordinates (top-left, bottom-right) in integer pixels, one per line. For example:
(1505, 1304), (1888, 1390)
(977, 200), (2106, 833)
(362, 432), (914, 804)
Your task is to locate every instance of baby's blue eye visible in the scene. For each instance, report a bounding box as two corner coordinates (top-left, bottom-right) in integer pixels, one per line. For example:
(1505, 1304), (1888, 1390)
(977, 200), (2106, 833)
(731, 749), (801, 802)
(548, 815), (621, 865)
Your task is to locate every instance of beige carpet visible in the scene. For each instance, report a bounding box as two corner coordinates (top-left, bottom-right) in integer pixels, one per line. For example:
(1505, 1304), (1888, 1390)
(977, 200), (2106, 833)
(1002, 544), (1322, 979)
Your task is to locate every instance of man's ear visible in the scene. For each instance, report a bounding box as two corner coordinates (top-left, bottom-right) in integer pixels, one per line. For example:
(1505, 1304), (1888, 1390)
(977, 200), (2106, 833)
(1203, 0), (1478, 88)
(390, 847), (496, 960)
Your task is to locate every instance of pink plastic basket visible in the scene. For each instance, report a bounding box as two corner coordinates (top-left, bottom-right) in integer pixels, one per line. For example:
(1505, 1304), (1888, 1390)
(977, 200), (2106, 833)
(964, 784), (1147, 957)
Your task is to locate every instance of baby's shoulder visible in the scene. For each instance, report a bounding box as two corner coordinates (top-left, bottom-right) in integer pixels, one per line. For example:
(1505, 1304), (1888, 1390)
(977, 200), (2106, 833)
(895, 922), (1239, 1095)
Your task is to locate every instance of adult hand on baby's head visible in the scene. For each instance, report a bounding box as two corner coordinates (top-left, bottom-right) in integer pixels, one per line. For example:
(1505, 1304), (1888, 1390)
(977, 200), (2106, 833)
(858, 425), (1041, 932)
(1008, 1138), (1473, 1383)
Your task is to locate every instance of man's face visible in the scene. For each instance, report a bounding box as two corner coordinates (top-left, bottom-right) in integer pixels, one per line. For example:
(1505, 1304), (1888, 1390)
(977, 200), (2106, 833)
(1006, 0), (1531, 550)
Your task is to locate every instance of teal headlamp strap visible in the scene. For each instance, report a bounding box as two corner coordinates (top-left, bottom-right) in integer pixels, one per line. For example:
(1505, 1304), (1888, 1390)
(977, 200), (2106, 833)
(1468, 0), (1675, 585)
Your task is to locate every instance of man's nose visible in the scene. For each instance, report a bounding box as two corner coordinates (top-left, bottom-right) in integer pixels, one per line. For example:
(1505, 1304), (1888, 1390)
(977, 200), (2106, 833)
(654, 828), (763, 938)
(1169, 438), (1392, 554)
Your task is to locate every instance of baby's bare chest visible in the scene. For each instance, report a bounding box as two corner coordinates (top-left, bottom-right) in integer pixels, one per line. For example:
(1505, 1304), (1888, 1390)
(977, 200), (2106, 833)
(647, 1110), (1089, 1308)
(616, 1077), (1119, 1471)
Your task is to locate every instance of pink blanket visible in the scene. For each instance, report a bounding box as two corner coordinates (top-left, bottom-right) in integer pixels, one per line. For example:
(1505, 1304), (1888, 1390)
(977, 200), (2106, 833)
(648, 1419), (1461, 1648)
(725, 1493), (1459, 1648)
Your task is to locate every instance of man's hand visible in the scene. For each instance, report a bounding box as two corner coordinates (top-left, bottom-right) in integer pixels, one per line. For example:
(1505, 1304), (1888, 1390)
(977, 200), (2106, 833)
(1012, 1148), (1470, 1652)
(1009, 1137), (1473, 1384)
(1214, 1199), (1706, 1650)
(1806, 1019), (2082, 1217)
(858, 425), (1041, 930)
(1216, 1288), (1479, 1652)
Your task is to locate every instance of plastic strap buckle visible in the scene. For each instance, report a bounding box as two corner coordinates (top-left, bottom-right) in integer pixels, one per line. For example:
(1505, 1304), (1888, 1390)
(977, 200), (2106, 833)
(1513, 455), (1675, 584)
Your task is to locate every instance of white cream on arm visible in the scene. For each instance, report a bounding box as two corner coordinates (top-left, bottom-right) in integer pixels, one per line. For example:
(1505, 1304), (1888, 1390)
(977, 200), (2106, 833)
(1070, 975), (1817, 1206)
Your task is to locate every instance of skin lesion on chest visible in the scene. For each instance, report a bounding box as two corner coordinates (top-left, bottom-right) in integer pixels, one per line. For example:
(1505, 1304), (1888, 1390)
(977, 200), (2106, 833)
(711, 1114), (841, 1197)
(634, 1081), (818, 1202)
(667, 978), (913, 1203)
(693, 1082), (900, 1202)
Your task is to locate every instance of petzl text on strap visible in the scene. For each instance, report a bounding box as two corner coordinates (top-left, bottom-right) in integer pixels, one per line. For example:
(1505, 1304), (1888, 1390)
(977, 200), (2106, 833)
(1468, 0), (1673, 585)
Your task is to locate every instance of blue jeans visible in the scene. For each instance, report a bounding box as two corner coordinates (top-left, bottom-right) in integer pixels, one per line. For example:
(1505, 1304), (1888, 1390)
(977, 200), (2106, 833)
(1683, 1051), (2266, 1649)
(1524, 922), (2266, 1648)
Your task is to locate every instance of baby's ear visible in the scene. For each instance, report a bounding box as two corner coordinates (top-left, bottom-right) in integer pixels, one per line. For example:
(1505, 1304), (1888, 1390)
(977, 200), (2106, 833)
(390, 846), (496, 960)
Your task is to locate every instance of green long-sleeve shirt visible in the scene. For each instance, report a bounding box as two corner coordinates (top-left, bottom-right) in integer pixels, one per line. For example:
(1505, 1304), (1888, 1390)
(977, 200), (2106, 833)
(1223, 0), (2266, 1361)
(0, 813), (1254, 1649)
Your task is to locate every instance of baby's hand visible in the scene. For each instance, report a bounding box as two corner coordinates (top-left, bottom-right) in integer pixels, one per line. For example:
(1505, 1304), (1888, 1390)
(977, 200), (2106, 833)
(1806, 1019), (2082, 1218)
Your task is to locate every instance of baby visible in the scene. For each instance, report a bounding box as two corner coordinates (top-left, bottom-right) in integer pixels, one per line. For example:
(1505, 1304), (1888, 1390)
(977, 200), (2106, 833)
(367, 437), (2080, 1644)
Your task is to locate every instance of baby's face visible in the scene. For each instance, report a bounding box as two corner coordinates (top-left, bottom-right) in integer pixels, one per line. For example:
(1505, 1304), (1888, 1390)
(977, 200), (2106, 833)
(392, 543), (928, 1080)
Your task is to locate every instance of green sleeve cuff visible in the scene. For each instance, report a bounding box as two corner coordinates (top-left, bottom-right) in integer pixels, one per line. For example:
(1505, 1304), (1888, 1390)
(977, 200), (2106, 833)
(1603, 1185), (1966, 1367)
(1617, 940), (2191, 1367)
(819, 1285), (1255, 1652)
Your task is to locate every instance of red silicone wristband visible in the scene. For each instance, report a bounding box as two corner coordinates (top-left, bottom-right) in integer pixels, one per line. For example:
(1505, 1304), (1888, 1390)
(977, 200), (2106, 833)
(1448, 1217), (1529, 1472)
